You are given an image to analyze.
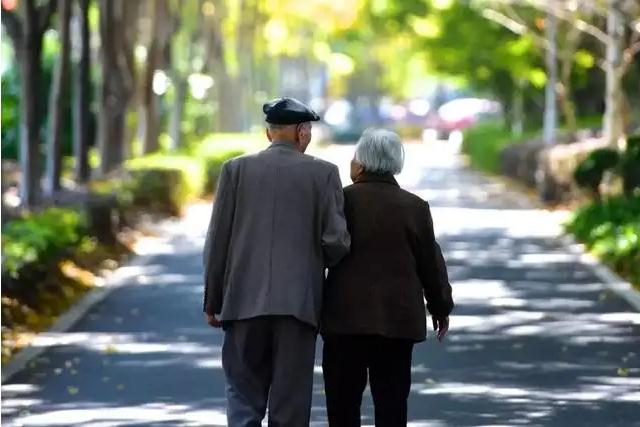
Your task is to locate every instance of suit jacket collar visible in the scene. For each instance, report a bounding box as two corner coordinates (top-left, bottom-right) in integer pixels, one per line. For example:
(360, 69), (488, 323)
(268, 141), (298, 151)
(355, 172), (399, 186)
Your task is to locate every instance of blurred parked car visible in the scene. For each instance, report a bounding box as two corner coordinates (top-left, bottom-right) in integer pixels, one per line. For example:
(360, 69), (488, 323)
(425, 97), (502, 139)
(324, 98), (378, 143)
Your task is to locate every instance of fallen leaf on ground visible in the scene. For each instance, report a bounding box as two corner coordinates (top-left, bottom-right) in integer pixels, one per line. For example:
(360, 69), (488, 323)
(104, 345), (118, 354)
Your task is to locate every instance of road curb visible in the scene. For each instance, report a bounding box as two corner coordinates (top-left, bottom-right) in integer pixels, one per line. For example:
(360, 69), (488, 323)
(469, 166), (640, 312)
(559, 234), (640, 312)
(1, 249), (155, 384)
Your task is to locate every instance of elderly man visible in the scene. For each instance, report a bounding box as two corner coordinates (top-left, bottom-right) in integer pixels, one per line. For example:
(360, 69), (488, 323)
(203, 97), (350, 427)
(322, 129), (453, 426)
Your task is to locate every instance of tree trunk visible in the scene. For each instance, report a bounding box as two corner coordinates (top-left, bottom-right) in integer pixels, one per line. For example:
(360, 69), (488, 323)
(98, 0), (127, 174)
(604, 0), (625, 147)
(73, 0), (91, 184)
(558, 24), (580, 136)
(45, 0), (72, 196)
(19, 39), (44, 207)
(236, 0), (257, 131)
(2, 0), (56, 207)
(208, 0), (243, 132)
(511, 79), (524, 137)
(140, 0), (168, 154)
(543, 3), (558, 146)
(139, 49), (160, 154)
(169, 77), (187, 150)
(558, 75), (577, 136)
(538, 2), (560, 203)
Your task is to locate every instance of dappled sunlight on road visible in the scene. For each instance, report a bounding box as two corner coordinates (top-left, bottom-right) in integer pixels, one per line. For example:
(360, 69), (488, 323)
(3, 400), (228, 426)
(2, 143), (638, 426)
(310, 142), (640, 426)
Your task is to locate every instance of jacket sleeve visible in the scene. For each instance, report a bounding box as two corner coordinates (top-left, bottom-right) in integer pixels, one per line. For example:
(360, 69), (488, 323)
(416, 202), (454, 318)
(203, 161), (236, 315)
(320, 165), (351, 267)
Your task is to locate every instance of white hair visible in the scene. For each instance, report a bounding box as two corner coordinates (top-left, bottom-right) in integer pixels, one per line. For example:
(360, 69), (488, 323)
(355, 128), (405, 175)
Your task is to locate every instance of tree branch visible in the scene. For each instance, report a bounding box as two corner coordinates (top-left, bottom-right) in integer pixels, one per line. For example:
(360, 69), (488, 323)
(570, 16), (609, 44)
(481, 8), (547, 49)
(1, 5), (23, 48)
(480, 0), (610, 44)
(622, 39), (640, 74)
(37, 0), (57, 36)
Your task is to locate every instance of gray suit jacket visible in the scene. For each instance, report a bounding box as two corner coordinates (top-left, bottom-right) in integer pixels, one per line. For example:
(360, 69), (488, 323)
(203, 142), (350, 327)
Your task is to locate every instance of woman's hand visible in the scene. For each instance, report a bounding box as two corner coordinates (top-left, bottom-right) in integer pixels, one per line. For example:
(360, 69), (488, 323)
(432, 316), (449, 342)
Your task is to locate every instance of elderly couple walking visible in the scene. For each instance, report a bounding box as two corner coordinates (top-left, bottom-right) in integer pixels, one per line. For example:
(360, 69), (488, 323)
(203, 97), (454, 427)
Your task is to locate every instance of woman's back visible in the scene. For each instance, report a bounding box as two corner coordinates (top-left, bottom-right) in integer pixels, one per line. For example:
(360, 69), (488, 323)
(321, 172), (452, 342)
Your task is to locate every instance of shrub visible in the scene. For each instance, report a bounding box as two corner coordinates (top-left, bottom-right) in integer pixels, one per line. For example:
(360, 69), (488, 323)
(202, 150), (245, 191)
(462, 122), (532, 173)
(573, 148), (620, 197)
(1, 208), (87, 280)
(566, 195), (640, 287)
(126, 154), (206, 215)
(621, 135), (640, 195)
(188, 134), (251, 192)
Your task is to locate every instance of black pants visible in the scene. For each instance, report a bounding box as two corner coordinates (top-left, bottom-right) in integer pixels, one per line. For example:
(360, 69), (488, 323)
(322, 335), (414, 427)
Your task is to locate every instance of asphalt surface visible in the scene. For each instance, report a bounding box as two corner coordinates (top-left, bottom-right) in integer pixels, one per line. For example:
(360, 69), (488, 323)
(2, 142), (639, 427)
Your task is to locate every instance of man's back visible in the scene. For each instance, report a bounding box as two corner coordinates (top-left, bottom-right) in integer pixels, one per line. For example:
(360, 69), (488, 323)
(203, 142), (350, 327)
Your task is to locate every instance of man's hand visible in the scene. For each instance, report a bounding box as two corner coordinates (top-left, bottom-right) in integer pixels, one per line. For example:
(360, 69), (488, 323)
(205, 313), (222, 328)
(432, 316), (449, 342)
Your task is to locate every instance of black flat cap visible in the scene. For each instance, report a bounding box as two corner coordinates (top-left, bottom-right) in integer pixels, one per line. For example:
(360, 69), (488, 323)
(263, 97), (320, 125)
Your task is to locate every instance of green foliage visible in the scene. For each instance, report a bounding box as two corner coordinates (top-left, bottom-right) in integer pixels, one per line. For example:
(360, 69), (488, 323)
(126, 154), (207, 215)
(1, 38), (97, 160)
(566, 195), (640, 288)
(418, 3), (542, 108)
(1, 64), (21, 159)
(89, 177), (136, 220)
(621, 135), (640, 195)
(2, 208), (87, 279)
(187, 133), (254, 191)
(462, 121), (530, 173)
(573, 148), (620, 196)
(573, 137), (640, 198)
(91, 134), (250, 215)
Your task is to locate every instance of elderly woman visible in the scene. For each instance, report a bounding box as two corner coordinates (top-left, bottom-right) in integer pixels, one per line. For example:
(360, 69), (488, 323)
(321, 129), (454, 427)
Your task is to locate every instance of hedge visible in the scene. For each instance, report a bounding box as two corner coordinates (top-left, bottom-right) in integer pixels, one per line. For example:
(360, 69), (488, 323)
(462, 122), (528, 173)
(2, 208), (87, 281)
(566, 194), (640, 288)
(187, 133), (259, 191)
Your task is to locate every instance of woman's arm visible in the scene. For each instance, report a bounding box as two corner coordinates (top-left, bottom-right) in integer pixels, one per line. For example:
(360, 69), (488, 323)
(416, 202), (454, 319)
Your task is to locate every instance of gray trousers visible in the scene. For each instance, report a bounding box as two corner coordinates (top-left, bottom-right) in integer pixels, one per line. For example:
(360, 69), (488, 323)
(222, 316), (317, 427)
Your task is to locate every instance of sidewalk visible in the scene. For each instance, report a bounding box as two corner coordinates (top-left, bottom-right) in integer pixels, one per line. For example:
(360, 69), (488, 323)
(2, 143), (639, 427)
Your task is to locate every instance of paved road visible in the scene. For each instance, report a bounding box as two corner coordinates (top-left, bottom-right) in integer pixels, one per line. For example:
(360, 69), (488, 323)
(3, 142), (639, 427)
